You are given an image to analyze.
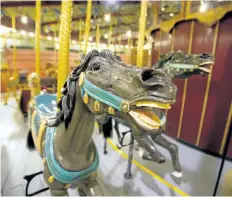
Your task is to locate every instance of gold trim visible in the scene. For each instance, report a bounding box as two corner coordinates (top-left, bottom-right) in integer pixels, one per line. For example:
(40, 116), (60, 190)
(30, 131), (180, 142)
(108, 106), (115, 115)
(94, 100), (100, 112)
(196, 22), (219, 146)
(186, 2), (232, 27)
(43, 158), (47, 164)
(146, 2), (232, 35)
(65, 184), (71, 189)
(37, 120), (47, 154)
(121, 101), (130, 113)
(79, 72), (85, 87)
(48, 176), (54, 184)
(219, 102), (232, 154)
(83, 93), (89, 104)
(177, 20), (194, 138)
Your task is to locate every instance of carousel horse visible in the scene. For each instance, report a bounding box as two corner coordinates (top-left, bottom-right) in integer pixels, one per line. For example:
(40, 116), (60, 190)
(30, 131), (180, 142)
(97, 51), (215, 178)
(26, 49), (177, 196)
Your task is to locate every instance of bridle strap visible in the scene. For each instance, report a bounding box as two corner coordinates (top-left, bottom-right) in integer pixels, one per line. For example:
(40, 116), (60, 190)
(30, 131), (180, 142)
(80, 76), (129, 112)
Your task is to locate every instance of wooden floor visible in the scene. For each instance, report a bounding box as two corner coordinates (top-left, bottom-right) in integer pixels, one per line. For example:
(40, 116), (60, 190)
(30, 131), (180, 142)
(1, 97), (231, 196)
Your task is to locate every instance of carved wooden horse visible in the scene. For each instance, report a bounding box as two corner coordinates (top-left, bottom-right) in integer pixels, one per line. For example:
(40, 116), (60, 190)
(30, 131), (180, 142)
(98, 51), (215, 178)
(26, 49), (177, 196)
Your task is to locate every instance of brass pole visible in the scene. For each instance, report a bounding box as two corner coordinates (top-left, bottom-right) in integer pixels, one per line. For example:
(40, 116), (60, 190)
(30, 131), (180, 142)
(136, 0), (148, 67)
(57, 0), (73, 100)
(35, 0), (41, 75)
(84, 0), (92, 54)
(11, 16), (17, 74)
(108, 23), (112, 48)
(54, 30), (57, 64)
(96, 23), (100, 50)
(79, 20), (83, 51)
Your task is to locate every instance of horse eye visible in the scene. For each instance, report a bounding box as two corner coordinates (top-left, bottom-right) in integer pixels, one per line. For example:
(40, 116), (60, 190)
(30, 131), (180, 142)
(92, 63), (100, 71)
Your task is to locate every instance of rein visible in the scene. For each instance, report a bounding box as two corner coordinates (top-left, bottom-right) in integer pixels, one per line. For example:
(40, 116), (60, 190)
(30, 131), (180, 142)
(79, 72), (130, 113)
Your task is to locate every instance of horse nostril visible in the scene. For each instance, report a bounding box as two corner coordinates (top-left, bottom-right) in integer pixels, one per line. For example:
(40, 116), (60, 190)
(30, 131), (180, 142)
(141, 69), (155, 82)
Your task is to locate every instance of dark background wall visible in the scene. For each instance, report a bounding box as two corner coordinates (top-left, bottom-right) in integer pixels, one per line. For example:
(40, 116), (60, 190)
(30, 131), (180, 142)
(151, 13), (232, 159)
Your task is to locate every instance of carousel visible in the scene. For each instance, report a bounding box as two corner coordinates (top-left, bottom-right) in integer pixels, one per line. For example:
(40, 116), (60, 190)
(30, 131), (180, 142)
(0, 0), (232, 196)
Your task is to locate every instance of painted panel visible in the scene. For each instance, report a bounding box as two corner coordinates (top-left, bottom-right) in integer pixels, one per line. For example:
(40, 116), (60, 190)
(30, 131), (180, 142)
(180, 21), (214, 144)
(199, 16), (232, 154)
(151, 31), (161, 64)
(165, 21), (191, 138)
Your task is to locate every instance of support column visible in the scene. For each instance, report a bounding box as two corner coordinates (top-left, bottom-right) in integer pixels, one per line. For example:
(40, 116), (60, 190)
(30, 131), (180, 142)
(35, 0), (41, 75)
(108, 24), (112, 48)
(136, 0), (148, 67)
(96, 23), (100, 50)
(11, 16), (17, 75)
(57, 0), (73, 100)
(83, 0), (92, 54)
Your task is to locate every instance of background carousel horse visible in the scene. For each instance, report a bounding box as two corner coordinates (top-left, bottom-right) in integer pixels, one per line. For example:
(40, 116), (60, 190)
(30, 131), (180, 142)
(26, 49), (177, 196)
(97, 51), (215, 178)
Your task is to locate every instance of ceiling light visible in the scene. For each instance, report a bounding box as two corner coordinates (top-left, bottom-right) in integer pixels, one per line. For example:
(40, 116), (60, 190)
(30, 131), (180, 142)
(29, 32), (34, 37)
(169, 13), (174, 17)
(104, 14), (111, 22)
(20, 30), (27, 36)
(47, 36), (52, 41)
(72, 40), (77, 44)
(104, 34), (108, 39)
(126, 30), (132, 38)
(55, 37), (59, 42)
(88, 36), (93, 41)
(21, 16), (28, 24)
(120, 45), (124, 48)
(161, 7), (165, 11)
(199, 3), (207, 12)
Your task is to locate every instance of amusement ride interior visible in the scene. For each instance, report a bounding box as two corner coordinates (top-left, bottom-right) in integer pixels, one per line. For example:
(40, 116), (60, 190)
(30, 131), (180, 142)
(0, 0), (232, 196)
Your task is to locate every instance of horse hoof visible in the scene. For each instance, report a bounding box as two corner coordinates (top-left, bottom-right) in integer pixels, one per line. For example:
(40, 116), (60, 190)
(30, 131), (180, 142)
(116, 143), (122, 149)
(103, 150), (107, 154)
(171, 171), (182, 178)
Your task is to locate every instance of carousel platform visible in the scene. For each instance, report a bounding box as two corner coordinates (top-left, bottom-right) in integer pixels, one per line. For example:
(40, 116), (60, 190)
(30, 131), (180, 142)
(1, 97), (231, 196)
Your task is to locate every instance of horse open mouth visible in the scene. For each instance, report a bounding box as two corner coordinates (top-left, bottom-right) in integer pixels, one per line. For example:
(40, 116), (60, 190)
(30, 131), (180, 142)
(129, 101), (171, 130)
(197, 61), (214, 74)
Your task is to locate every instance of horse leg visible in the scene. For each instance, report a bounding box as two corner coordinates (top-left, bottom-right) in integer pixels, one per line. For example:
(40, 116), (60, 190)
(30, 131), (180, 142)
(43, 163), (68, 196)
(152, 134), (182, 178)
(134, 135), (166, 164)
(77, 172), (103, 196)
(114, 120), (123, 149)
(124, 131), (134, 180)
(103, 138), (107, 154)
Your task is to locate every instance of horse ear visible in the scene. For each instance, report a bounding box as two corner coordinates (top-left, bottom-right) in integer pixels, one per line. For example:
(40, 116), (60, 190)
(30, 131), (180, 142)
(70, 50), (99, 79)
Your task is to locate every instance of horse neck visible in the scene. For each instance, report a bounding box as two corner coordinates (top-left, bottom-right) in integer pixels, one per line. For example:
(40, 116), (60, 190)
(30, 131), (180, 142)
(56, 85), (95, 156)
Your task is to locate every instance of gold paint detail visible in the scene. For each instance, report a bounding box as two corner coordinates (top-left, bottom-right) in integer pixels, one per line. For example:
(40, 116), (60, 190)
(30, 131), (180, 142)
(79, 72), (85, 87)
(43, 158), (46, 164)
(177, 20), (194, 138)
(65, 184), (71, 189)
(83, 93), (89, 104)
(121, 101), (130, 113)
(42, 141), (45, 147)
(48, 176), (54, 184)
(135, 101), (171, 109)
(37, 120), (47, 154)
(108, 107), (115, 115)
(219, 102), (232, 154)
(196, 22), (219, 146)
(94, 100), (100, 112)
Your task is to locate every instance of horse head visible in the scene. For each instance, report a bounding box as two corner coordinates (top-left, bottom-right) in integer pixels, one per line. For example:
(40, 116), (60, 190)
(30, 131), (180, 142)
(154, 51), (215, 78)
(75, 49), (177, 133)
